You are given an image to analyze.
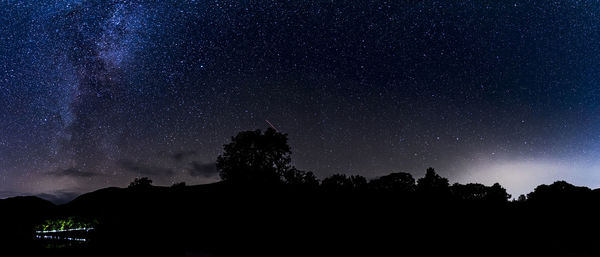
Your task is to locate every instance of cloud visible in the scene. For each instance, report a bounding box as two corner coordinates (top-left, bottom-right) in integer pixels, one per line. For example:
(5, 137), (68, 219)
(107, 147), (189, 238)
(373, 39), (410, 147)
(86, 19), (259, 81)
(36, 191), (81, 205)
(48, 168), (100, 178)
(0, 190), (79, 204)
(119, 159), (174, 176)
(189, 161), (218, 178)
(0, 190), (20, 199)
(172, 150), (197, 162)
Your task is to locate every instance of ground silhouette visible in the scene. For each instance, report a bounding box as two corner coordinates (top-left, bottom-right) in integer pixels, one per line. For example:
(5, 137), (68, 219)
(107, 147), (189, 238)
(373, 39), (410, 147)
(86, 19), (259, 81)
(2, 129), (600, 256)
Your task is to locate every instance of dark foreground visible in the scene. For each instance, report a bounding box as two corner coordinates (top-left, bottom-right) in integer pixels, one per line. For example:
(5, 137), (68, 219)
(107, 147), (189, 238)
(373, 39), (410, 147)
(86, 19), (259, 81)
(1, 181), (599, 257)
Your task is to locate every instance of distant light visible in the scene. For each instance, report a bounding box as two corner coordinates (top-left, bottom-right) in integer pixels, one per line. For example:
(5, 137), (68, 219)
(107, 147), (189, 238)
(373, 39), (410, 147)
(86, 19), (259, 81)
(35, 235), (87, 242)
(36, 228), (94, 233)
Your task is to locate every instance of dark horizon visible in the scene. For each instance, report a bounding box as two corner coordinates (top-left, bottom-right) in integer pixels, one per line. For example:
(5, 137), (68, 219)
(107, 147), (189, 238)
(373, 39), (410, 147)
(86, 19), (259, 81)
(5, 163), (597, 205)
(1, 127), (600, 256)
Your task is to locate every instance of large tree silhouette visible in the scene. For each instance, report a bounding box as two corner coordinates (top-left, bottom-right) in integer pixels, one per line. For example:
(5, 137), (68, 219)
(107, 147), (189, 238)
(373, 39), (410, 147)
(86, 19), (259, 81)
(216, 128), (292, 184)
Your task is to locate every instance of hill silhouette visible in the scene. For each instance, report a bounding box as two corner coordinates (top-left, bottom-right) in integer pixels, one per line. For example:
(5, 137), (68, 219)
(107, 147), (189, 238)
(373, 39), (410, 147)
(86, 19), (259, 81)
(2, 129), (600, 256)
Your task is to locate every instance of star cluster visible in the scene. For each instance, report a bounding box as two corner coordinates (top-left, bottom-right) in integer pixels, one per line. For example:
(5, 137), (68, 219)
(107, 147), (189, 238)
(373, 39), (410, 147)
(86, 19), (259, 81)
(2, 0), (600, 200)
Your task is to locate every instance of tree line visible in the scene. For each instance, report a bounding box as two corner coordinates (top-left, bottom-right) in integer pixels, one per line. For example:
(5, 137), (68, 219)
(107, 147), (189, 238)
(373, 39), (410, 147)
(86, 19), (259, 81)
(127, 127), (596, 205)
(122, 127), (538, 204)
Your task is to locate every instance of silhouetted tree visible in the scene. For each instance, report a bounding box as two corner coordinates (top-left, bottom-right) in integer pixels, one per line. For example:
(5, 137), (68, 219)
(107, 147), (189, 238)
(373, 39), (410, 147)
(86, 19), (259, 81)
(451, 183), (488, 201)
(486, 183), (511, 202)
(350, 175), (368, 190)
(451, 182), (510, 202)
(322, 174), (367, 192)
(129, 177), (152, 188)
(281, 167), (319, 188)
(216, 128), (291, 184)
(527, 180), (591, 203)
(416, 167), (450, 198)
(369, 172), (416, 193)
(321, 174), (351, 191)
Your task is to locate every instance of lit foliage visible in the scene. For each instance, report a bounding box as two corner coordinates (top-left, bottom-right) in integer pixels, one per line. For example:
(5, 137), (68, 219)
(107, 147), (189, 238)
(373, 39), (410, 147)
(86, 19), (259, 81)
(36, 217), (98, 232)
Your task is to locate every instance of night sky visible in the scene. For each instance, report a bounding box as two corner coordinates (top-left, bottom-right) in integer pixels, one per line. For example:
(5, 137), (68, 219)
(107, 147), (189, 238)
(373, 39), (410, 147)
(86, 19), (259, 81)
(2, 0), (600, 201)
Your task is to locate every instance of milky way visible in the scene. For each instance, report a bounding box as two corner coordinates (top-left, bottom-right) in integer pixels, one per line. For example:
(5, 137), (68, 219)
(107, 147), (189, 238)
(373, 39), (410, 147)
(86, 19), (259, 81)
(2, 1), (600, 201)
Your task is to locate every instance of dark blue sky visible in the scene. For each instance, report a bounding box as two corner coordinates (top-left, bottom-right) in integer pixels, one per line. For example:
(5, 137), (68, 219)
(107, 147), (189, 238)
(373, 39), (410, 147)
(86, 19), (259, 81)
(2, 0), (600, 200)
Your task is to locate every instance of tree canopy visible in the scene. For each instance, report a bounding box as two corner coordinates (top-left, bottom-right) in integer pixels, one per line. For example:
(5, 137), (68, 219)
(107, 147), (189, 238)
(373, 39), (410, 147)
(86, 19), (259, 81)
(216, 128), (292, 184)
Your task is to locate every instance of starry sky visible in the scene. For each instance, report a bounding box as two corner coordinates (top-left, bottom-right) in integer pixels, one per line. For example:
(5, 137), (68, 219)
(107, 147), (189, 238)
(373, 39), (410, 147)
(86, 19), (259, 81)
(2, 0), (600, 201)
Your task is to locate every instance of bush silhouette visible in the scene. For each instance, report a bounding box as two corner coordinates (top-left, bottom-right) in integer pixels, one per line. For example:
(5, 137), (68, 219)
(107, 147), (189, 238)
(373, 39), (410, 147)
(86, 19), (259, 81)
(527, 180), (591, 203)
(451, 183), (488, 201)
(281, 167), (319, 188)
(321, 174), (367, 192)
(369, 172), (416, 193)
(417, 167), (450, 198)
(129, 177), (153, 188)
(451, 182), (510, 202)
(486, 183), (511, 202)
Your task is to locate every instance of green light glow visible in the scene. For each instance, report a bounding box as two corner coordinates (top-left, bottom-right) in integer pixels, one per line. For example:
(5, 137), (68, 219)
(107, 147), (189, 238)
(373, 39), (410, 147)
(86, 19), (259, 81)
(36, 217), (98, 232)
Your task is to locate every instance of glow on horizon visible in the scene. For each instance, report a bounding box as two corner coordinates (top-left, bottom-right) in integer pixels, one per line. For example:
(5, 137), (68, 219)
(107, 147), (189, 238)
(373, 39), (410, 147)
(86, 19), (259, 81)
(456, 157), (600, 198)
